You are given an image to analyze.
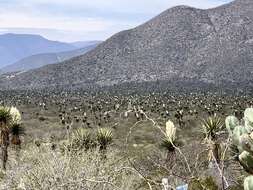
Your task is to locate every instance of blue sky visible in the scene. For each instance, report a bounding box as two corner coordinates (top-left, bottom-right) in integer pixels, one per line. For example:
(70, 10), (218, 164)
(0, 0), (232, 42)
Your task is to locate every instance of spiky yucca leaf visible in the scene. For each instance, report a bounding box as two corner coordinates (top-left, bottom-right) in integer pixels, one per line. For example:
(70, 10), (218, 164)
(97, 128), (113, 150)
(11, 123), (25, 136)
(202, 115), (223, 140)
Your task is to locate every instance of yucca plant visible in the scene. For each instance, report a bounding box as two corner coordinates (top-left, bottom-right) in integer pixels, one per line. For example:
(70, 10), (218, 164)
(9, 107), (23, 146)
(161, 120), (179, 167)
(0, 107), (11, 125)
(0, 106), (22, 170)
(96, 128), (113, 150)
(161, 120), (177, 152)
(71, 128), (93, 150)
(201, 115), (223, 163)
(0, 106), (11, 170)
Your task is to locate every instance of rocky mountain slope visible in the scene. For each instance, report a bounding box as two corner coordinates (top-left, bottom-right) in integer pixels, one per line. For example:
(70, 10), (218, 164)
(1, 0), (253, 90)
(0, 43), (99, 74)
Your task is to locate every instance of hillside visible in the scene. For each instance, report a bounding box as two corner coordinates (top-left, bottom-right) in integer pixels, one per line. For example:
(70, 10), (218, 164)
(0, 43), (99, 74)
(1, 0), (253, 90)
(0, 33), (76, 68)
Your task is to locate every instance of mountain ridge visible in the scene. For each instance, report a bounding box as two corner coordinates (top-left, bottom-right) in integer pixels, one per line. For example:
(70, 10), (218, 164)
(1, 0), (253, 90)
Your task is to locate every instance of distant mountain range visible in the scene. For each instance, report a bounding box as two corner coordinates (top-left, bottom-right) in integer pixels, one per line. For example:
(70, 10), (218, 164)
(1, 0), (253, 90)
(0, 43), (99, 74)
(0, 33), (101, 69)
(0, 33), (76, 68)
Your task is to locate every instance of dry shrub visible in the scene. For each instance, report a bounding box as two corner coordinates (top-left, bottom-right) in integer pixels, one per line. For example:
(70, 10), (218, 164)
(1, 145), (142, 190)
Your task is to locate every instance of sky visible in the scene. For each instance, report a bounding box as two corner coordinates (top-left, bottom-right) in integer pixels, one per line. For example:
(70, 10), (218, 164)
(0, 0), (232, 42)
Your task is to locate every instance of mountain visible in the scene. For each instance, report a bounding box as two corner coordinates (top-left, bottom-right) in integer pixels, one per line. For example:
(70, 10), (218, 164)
(1, 0), (253, 90)
(0, 33), (76, 68)
(71, 41), (102, 49)
(0, 43), (99, 74)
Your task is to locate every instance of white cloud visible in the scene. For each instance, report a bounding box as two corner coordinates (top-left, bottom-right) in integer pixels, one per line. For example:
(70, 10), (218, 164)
(0, 13), (110, 32)
(0, 0), (233, 17)
(0, 0), (232, 41)
(16, 0), (229, 12)
(0, 28), (8, 32)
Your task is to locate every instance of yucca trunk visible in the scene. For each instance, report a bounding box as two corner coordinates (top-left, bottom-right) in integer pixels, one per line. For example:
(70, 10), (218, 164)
(166, 150), (176, 169)
(12, 135), (21, 160)
(1, 129), (9, 170)
(208, 140), (220, 164)
(11, 135), (21, 147)
(2, 146), (8, 170)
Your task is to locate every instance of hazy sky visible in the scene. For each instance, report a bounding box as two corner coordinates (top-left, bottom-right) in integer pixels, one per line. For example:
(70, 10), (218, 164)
(0, 0), (232, 42)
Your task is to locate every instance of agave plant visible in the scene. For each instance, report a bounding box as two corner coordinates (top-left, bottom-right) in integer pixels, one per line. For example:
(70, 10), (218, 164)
(96, 128), (113, 150)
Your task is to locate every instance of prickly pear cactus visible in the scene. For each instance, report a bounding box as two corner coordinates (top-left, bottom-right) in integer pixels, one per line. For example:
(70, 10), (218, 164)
(225, 108), (253, 190)
(244, 176), (253, 190)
